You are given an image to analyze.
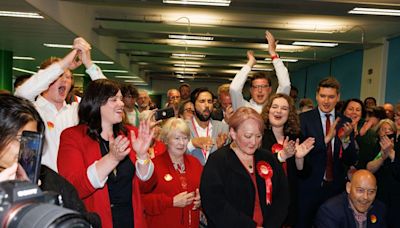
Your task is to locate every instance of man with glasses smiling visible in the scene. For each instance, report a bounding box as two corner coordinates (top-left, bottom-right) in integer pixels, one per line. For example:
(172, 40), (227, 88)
(230, 31), (291, 113)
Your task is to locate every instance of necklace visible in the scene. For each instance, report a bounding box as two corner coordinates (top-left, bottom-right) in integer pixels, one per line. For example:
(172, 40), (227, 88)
(231, 142), (254, 173)
(99, 139), (118, 176)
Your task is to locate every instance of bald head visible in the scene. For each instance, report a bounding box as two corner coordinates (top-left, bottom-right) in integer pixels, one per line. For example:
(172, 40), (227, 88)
(346, 170), (377, 213)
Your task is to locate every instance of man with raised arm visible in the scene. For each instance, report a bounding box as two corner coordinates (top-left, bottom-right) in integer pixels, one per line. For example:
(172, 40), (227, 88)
(230, 31), (291, 113)
(15, 37), (106, 172)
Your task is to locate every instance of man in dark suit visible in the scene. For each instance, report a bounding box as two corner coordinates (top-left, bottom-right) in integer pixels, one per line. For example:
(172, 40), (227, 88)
(297, 77), (358, 228)
(315, 169), (386, 228)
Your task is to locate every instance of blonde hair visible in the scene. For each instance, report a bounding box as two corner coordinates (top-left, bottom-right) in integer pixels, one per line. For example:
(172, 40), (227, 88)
(160, 117), (190, 143)
(375, 118), (397, 134)
(228, 107), (264, 133)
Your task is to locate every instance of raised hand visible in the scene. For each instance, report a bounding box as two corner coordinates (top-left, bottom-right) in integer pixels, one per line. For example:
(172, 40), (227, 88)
(109, 134), (131, 162)
(216, 133), (228, 149)
(192, 137), (214, 151)
(295, 137), (315, 159)
(340, 122), (354, 141)
(59, 49), (81, 70)
(325, 117), (340, 144)
(131, 120), (154, 160)
(265, 30), (278, 56)
(281, 136), (296, 160)
(246, 50), (257, 68)
(380, 135), (395, 160)
(73, 37), (93, 68)
(173, 191), (195, 208)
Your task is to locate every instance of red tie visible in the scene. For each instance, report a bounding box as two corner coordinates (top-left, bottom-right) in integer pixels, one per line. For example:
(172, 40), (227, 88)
(325, 114), (334, 182)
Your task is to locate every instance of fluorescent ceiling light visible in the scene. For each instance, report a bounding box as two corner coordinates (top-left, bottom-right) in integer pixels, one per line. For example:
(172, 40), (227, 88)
(12, 67), (36, 74)
(174, 64), (201, 68)
(264, 58), (298, 63)
(73, 73), (85, 77)
(102, 69), (129, 73)
(13, 56), (35, 60)
(349, 7), (400, 16)
(115, 75), (139, 79)
(0, 11), (43, 19)
(163, 0), (231, 7)
(43, 43), (73, 49)
(172, 53), (206, 58)
(176, 71), (198, 75)
(292, 41), (338, 47)
(92, 60), (114, 65)
(169, 34), (214, 41)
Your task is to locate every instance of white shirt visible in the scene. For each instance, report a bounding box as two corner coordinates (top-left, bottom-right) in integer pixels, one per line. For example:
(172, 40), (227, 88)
(187, 118), (213, 159)
(15, 63), (106, 172)
(230, 58), (291, 113)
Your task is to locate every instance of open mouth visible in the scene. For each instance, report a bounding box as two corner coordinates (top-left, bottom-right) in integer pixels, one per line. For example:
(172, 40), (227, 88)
(58, 86), (66, 96)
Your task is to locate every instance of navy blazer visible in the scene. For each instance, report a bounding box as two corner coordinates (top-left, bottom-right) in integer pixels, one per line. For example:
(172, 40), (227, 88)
(315, 192), (387, 228)
(299, 108), (358, 193)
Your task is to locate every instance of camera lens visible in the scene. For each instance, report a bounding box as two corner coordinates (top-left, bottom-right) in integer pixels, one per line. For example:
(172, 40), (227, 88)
(5, 203), (90, 228)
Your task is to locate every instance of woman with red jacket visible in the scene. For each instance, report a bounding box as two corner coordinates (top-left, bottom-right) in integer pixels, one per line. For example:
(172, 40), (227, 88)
(140, 117), (203, 228)
(58, 79), (155, 228)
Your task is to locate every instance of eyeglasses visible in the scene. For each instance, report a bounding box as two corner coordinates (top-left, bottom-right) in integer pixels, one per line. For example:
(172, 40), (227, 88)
(252, 85), (270, 89)
(170, 96), (181, 100)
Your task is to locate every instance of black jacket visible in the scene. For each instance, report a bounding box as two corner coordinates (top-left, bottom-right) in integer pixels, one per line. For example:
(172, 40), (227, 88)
(200, 145), (289, 228)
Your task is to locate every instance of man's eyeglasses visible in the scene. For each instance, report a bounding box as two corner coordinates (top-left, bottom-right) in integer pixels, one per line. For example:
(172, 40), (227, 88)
(252, 85), (270, 89)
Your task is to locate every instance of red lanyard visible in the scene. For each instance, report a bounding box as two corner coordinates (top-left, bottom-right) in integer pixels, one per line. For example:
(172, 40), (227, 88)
(191, 117), (210, 159)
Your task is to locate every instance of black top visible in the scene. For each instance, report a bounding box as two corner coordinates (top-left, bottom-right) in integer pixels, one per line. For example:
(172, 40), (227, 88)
(200, 145), (289, 228)
(99, 137), (135, 228)
(261, 129), (310, 226)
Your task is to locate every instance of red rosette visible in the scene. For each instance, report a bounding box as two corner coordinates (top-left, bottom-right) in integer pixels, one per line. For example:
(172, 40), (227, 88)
(271, 143), (283, 154)
(256, 161), (274, 205)
(271, 143), (288, 176)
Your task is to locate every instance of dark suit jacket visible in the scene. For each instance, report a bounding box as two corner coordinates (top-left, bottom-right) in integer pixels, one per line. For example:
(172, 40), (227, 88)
(200, 145), (289, 228)
(297, 109), (358, 228)
(299, 109), (357, 193)
(315, 192), (387, 228)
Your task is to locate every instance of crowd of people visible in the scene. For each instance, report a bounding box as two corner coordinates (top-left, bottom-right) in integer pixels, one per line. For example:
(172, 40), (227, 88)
(0, 31), (400, 228)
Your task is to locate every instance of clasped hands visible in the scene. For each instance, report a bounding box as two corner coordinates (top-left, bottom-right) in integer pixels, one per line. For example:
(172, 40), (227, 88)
(173, 188), (201, 210)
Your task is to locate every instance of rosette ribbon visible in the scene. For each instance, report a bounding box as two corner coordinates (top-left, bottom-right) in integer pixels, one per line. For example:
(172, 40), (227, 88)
(256, 161), (273, 205)
(271, 143), (287, 176)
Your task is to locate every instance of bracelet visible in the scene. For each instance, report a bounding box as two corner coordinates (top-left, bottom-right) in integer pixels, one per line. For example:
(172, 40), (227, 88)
(271, 54), (279, 61)
(136, 157), (150, 165)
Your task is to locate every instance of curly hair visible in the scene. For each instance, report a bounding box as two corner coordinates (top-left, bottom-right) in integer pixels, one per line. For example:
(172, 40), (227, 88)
(261, 93), (300, 135)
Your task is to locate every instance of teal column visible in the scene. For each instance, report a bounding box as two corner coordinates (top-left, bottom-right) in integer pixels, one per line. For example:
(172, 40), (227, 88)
(0, 50), (13, 92)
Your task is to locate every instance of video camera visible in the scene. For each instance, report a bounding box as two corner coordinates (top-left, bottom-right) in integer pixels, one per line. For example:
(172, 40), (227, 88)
(0, 180), (90, 228)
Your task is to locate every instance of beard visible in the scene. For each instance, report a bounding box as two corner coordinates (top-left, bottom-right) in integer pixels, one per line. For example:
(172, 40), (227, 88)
(195, 108), (211, 122)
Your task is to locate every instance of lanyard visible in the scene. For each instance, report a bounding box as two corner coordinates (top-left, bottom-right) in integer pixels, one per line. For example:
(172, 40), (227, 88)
(191, 117), (210, 160)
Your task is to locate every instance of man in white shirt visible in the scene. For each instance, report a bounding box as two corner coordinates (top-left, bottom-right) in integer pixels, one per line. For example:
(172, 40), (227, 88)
(15, 37), (106, 172)
(186, 88), (229, 165)
(230, 31), (291, 113)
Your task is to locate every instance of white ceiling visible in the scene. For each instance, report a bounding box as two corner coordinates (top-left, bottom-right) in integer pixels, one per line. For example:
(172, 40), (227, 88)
(2, 0), (400, 86)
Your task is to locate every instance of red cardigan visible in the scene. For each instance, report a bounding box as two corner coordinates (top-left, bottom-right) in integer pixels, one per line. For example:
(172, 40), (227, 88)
(140, 152), (203, 228)
(58, 124), (155, 228)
